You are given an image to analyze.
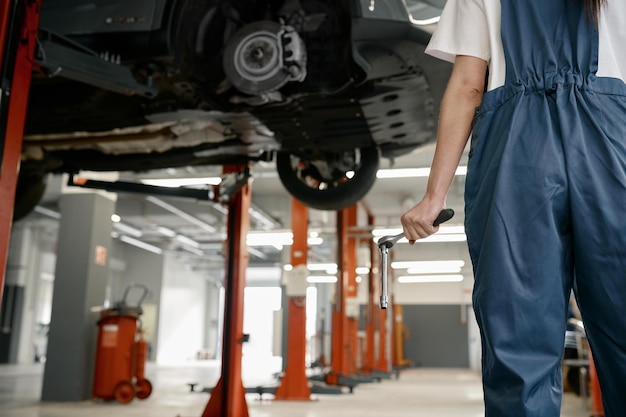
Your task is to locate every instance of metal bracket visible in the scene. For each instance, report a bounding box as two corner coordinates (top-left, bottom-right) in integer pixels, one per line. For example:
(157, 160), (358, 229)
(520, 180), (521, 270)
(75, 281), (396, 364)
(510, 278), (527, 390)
(213, 166), (252, 204)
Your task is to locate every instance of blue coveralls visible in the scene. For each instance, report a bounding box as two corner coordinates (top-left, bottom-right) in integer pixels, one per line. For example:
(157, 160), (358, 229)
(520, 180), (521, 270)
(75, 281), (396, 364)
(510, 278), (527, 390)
(464, 1), (626, 416)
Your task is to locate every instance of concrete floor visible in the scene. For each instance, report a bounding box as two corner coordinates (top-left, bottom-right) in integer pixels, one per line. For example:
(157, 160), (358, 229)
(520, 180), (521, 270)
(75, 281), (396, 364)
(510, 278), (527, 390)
(0, 361), (591, 417)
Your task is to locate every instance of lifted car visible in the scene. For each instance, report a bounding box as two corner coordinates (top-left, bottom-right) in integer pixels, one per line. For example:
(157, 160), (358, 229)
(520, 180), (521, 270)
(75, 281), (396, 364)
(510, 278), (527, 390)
(17, 0), (450, 219)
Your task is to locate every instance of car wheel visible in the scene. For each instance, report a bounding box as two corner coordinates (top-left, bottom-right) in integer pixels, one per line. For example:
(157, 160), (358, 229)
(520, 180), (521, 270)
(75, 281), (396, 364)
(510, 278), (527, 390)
(14, 172), (47, 222)
(276, 147), (380, 211)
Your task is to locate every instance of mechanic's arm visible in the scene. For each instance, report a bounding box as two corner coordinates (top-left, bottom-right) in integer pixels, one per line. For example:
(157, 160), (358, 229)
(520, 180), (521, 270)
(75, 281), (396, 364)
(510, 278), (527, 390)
(401, 55), (487, 242)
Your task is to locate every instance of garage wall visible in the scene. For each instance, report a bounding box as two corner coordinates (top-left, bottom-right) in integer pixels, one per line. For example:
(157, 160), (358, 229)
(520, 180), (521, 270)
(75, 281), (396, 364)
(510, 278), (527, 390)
(110, 241), (164, 361)
(354, 274), (480, 369)
(401, 304), (470, 368)
(156, 251), (211, 364)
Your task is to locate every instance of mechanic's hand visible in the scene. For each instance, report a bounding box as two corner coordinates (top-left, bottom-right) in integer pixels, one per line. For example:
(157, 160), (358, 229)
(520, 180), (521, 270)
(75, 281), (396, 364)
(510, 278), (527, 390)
(400, 198), (447, 245)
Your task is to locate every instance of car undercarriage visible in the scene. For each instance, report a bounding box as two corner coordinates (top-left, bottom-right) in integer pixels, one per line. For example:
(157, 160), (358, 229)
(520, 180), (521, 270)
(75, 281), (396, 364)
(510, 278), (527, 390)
(17, 0), (450, 219)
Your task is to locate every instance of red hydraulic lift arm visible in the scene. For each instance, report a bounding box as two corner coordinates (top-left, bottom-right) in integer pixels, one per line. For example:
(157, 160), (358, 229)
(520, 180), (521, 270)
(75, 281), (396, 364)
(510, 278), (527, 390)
(202, 165), (251, 417)
(274, 198), (312, 400)
(0, 0), (41, 306)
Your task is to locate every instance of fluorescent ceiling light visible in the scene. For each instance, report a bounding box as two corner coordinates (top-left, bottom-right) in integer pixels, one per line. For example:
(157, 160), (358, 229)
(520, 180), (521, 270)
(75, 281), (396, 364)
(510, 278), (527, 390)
(372, 226), (466, 244)
(285, 263), (364, 275)
(157, 226), (177, 237)
(247, 246), (267, 260)
(307, 263), (338, 274)
(182, 246), (205, 257)
(372, 225), (465, 237)
(120, 235), (162, 255)
(113, 222), (143, 238)
(249, 205), (281, 229)
(307, 237), (323, 245)
(376, 166), (467, 179)
(420, 234), (467, 243)
(407, 265), (462, 274)
(397, 274), (463, 283)
(247, 232), (292, 247)
(146, 196), (216, 233)
(34, 205), (61, 219)
(175, 234), (201, 248)
(111, 214), (121, 223)
(307, 275), (338, 283)
(246, 232), (323, 247)
(392, 260), (464, 269)
(140, 177), (222, 187)
(391, 260), (465, 273)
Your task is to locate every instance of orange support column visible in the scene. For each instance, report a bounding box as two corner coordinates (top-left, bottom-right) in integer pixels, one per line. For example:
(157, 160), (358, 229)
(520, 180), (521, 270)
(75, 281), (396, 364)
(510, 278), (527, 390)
(328, 204), (359, 382)
(274, 198), (311, 401)
(391, 304), (411, 368)
(0, 0), (41, 307)
(202, 165), (251, 417)
(588, 350), (604, 417)
(375, 251), (390, 373)
(362, 213), (377, 374)
(344, 205), (359, 375)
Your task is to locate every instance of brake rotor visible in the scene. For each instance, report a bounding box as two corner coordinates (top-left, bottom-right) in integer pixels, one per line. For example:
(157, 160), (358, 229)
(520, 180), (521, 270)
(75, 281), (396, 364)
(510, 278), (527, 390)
(223, 21), (303, 95)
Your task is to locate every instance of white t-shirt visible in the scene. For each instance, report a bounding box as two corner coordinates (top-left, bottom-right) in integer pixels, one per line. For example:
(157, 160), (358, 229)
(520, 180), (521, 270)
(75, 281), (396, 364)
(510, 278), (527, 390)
(425, 0), (626, 91)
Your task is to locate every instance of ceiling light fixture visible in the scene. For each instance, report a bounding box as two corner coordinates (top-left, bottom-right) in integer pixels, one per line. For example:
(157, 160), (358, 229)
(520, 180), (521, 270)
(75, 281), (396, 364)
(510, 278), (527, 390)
(157, 226), (177, 237)
(376, 166), (467, 179)
(397, 274), (463, 283)
(307, 263), (338, 274)
(391, 260), (465, 273)
(119, 235), (163, 255)
(146, 196), (216, 233)
(34, 205), (61, 219)
(307, 275), (338, 283)
(245, 232), (324, 247)
(113, 222), (143, 238)
(371, 225), (466, 243)
(175, 234), (201, 248)
(140, 177), (222, 187)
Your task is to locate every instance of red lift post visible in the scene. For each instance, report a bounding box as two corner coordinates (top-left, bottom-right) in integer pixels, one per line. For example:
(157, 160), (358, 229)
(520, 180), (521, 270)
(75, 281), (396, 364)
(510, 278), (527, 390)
(202, 165), (251, 417)
(355, 205), (390, 375)
(274, 198), (311, 400)
(375, 261), (390, 373)
(327, 204), (359, 384)
(588, 350), (605, 417)
(362, 212), (377, 374)
(0, 0), (41, 308)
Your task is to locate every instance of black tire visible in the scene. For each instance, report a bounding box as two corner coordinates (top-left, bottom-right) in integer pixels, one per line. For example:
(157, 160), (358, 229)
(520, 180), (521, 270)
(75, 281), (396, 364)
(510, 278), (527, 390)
(14, 172), (47, 222)
(276, 147), (380, 211)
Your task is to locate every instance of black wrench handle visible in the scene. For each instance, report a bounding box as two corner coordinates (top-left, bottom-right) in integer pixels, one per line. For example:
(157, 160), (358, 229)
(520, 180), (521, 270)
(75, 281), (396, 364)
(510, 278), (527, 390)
(433, 208), (455, 227)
